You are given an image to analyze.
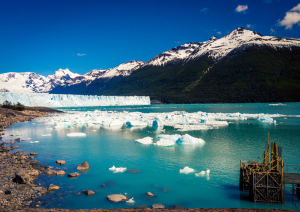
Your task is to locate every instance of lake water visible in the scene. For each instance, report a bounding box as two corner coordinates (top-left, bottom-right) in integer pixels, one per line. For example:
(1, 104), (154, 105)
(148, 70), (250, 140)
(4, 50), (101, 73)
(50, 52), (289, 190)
(3, 103), (300, 209)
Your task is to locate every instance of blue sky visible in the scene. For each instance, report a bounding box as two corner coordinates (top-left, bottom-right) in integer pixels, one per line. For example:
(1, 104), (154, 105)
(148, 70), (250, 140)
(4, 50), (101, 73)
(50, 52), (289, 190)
(1, 0), (300, 76)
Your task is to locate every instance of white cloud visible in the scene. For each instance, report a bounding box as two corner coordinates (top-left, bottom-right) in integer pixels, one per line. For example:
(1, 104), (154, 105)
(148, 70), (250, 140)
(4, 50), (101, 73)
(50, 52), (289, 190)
(217, 31), (222, 35)
(77, 53), (86, 56)
(235, 5), (248, 13)
(279, 3), (300, 29)
(201, 8), (208, 13)
(291, 3), (300, 12)
(174, 42), (180, 44)
(270, 28), (276, 33)
(247, 24), (251, 28)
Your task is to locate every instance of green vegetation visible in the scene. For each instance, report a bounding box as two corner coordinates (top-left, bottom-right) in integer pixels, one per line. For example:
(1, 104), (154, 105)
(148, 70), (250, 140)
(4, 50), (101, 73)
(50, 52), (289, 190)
(1, 100), (25, 111)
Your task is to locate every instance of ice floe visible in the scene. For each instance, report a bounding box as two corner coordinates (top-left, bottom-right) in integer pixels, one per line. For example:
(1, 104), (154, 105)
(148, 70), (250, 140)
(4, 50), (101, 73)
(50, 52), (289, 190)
(126, 197), (135, 203)
(109, 165), (127, 173)
(41, 134), (51, 136)
(135, 137), (153, 145)
(180, 166), (195, 174)
(155, 139), (176, 146)
(177, 134), (205, 144)
(29, 141), (39, 143)
(67, 133), (86, 137)
(195, 169), (210, 177)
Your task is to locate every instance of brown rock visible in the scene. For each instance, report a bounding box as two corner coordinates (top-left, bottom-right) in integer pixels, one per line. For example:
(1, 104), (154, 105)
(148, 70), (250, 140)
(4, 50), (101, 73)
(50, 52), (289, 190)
(44, 168), (57, 175)
(107, 194), (127, 203)
(48, 184), (59, 191)
(15, 170), (32, 184)
(68, 172), (80, 178)
(56, 170), (65, 176)
(56, 160), (65, 165)
(77, 161), (89, 170)
(83, 190), (95, 196)
(146, 192), (156, 197)
(152, 203), (165, 209)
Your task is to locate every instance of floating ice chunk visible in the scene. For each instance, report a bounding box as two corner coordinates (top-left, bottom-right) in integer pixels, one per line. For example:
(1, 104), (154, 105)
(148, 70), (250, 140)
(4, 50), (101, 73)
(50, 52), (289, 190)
(180, 166), (195, 174)
(206, 169), (210, 176)
(259, 117), (274, 123)
(157, 134), (181, 142)
(156, 139), (175, 146)
(41, 134), (51, 136)
(177, 134), (205, 144)
(175, 125), (213, 131)
(135, 137), (153, 145)
(30, 141), (39, 143)
(126, 197), (134, 203)
(109, 165), (116, 171)
(195, 171), (206, 177)
(67, 133), (86, 137)
(126, 120), (147, 127)
(109, 165), (127, 173)
(92, 130), (97, 132)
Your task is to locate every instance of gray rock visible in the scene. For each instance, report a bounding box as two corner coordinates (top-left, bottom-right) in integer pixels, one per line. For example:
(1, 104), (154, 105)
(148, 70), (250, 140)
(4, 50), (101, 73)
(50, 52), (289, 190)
(68, 172), (80, 178)
(107, 194), (127, 203)
(83, 190), (95, 196)
(151, 203), (165, 209)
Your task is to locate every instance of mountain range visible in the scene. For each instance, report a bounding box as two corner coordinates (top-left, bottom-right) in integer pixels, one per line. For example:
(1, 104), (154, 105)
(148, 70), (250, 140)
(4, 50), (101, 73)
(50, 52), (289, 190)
(1, 27), (300, 103)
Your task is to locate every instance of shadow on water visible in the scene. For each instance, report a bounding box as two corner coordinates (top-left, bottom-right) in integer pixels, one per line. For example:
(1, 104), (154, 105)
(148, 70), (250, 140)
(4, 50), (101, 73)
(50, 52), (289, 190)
(221, 184), (250, 201)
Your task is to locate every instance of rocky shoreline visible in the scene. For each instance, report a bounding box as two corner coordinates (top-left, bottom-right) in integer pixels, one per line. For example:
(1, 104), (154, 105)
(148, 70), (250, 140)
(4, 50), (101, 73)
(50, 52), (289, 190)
(0, 107), (62, 209)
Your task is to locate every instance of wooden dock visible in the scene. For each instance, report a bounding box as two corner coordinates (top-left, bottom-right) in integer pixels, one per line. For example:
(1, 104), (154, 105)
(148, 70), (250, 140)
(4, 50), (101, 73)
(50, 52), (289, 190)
(283, 173), (300, 184)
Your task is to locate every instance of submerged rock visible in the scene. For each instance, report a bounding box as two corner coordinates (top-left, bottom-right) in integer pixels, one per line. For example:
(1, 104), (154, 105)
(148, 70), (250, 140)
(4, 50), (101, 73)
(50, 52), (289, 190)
(77, 161), (89, 170)
(44, 168), (57, 175)
(146, 192), (156, 197)
(30, 152), (38, 156)
(107, 194), (127, 203)
(56, 160), (65, 165)
(68, 172), (80, 178)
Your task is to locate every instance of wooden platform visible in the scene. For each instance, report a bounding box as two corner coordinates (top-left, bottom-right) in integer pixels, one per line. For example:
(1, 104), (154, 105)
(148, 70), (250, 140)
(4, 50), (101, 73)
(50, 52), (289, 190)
(283, 173), (300, 184)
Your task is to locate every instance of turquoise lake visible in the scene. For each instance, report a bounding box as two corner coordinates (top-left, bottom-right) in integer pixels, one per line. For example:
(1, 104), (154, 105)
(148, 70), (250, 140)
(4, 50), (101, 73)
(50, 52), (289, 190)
(2, 103), (300, 209)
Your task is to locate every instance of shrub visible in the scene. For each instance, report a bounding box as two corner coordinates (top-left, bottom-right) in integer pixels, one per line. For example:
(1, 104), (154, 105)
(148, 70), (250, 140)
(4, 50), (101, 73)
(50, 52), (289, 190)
(1, 101), (25, 111)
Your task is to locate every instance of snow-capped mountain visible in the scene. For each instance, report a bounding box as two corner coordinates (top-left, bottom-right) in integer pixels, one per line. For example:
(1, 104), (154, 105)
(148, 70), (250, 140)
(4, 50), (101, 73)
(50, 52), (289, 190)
(1, 27), (300, 95)
(0, 61), (145, 93)
(145, 27), (300, 67)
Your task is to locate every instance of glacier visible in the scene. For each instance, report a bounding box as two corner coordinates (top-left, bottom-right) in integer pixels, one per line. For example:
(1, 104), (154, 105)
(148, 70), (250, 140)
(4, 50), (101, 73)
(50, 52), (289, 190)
(0, 92), (150, 107)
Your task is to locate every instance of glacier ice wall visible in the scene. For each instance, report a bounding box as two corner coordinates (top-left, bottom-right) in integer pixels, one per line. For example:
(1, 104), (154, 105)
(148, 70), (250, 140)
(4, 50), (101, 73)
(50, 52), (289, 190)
(0, 92), (150, 107)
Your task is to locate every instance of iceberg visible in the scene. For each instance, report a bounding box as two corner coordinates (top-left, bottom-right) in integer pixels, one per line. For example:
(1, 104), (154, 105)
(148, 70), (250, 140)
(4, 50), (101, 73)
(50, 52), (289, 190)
(259, 117), (274, 123)
(180, 166), (195, 174)
(135, 137), (153, 145)
(177, 134), (205, 144)
(126, 197), (135, 203)
(155, 139), (175, 146)
(0, 92), (150, 107)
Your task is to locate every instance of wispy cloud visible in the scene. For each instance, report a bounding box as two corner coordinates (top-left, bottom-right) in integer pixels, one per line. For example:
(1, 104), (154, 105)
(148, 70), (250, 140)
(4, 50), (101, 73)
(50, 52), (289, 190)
(247, 24), (251, 28)
(270, 28), (276, 34)
(201, 8), (208, 13)
(217, 31), (222, 35)
(174, 42), (180, 44)
(77, 53), (86, 56)
(279, 3), (300, 29)
(235, 5), (248, 13)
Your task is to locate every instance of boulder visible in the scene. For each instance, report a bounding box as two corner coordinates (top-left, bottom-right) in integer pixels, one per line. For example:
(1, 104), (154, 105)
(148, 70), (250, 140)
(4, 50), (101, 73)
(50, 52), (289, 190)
(44, 169), (57, 175)
(151, 203), (165, 209)
(56, 170), (65, 176)
(48, 184), (59, 191)
(15, 170), (32, 184)
(68, 172), (80, 178)
(56, 160), (65, 165)
(77, 161), (89, 170)
(107, 194), (127, 203)
(146, 192), (156, 197)
(83, 190), (95, 196)
(15, 137), (20, 141)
